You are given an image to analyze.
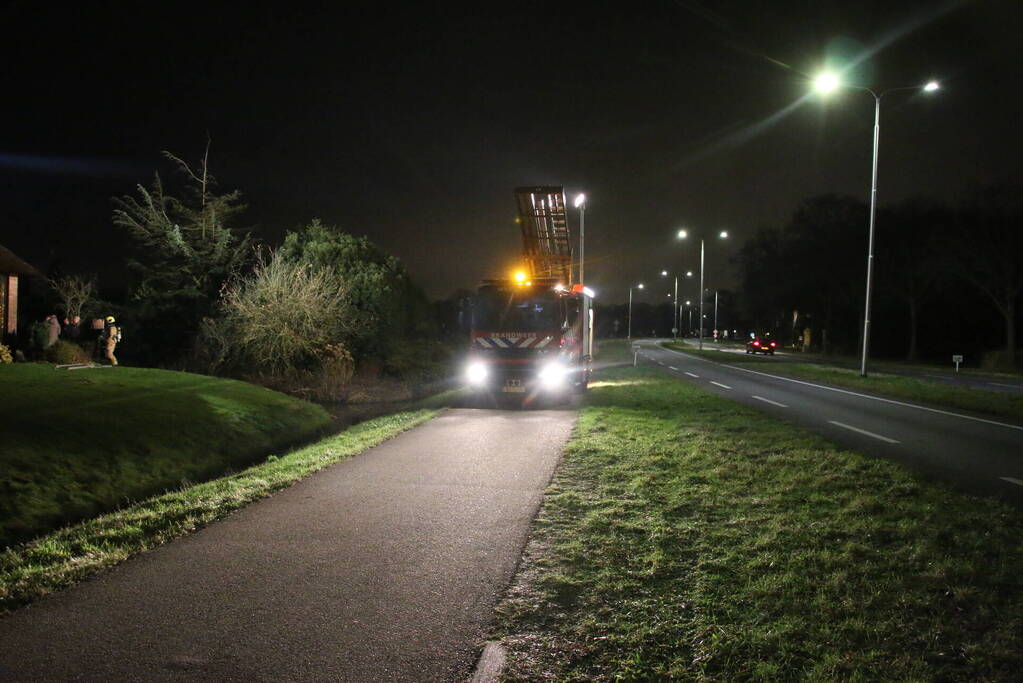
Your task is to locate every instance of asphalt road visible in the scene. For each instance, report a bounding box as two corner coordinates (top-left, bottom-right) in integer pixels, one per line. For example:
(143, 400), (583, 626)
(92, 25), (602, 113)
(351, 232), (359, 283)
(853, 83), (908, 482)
(635, 340), (1023, 507)
(674, 338), (1023, 394)
(0, 409), (576, 682)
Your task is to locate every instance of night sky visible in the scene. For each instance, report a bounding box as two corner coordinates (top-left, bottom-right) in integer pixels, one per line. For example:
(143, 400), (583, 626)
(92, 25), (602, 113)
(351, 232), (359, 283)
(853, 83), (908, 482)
(2, 1), (1020, 303)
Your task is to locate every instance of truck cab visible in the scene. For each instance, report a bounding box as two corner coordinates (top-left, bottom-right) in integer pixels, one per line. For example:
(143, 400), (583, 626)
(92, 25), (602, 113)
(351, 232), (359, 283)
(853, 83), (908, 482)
(464, 278), (592, 401)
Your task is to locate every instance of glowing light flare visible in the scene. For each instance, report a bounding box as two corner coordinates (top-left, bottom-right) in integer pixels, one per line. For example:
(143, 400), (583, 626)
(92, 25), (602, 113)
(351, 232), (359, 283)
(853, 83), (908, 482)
(924, 80), (940, 92)
(574, 193), (586, 208)
(539, 361), (569, 388)
(677, 229), (688, 239)
(466, 361), (488, 385)
(514, 270), (527, 283)
(719, 230), (729, 239)
(813, 72), (840, 94)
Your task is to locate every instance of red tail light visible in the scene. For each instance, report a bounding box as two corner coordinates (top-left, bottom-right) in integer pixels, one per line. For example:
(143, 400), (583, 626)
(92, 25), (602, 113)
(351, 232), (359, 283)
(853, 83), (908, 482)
(753, 341), (760, 347)
(770, 341), (777, 347)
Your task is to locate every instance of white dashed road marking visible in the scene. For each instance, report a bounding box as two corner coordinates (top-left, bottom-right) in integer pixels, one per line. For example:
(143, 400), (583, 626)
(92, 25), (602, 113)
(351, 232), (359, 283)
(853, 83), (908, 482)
(710, 381), (732, 390)
(1000, 477), (1023, 487)
(660, 346), (1023, 433)
(684, 372), (699, 378)
(752, 395), (788, 408)
(828, 421), (900, 444)
(990, 382), (1021, 389)
(668, 366), (678, 371)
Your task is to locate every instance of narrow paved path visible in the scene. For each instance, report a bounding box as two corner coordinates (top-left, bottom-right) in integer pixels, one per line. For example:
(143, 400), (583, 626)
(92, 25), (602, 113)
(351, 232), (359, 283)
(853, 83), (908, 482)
(0, 409), (576, 682)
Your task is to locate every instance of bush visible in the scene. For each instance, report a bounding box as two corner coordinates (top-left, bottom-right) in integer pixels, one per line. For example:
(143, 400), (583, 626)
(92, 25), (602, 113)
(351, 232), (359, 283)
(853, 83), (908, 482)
(981, 349), (1021, 372)
(382, 340), (453, 381)
(44, 340), (91, 365)
(0, 344), (12, 364)
(208, 250), (360, 376)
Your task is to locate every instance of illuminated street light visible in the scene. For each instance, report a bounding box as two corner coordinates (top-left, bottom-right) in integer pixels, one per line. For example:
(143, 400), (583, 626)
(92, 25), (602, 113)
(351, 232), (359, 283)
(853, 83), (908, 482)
(628, 283), (644, 339)
(677, 229), (728, 350)
(813, 72), (840, 94)
(812, 74), (940, 376)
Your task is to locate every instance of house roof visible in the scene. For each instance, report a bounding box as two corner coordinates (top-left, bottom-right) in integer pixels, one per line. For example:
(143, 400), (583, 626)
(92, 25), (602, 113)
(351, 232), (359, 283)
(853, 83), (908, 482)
(0, 243), (41, 276)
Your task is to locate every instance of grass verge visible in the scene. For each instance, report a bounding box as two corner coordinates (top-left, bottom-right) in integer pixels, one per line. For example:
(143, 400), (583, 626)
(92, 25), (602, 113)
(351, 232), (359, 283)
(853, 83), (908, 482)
(493, 365), (1023, 680)
(1, 364), (333, 547)
(0, 409), (438, 613)
(663, 343), (1023, 422)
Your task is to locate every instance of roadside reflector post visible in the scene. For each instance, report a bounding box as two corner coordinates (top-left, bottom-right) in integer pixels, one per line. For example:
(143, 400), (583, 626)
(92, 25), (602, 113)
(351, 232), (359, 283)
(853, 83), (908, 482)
(633, 343), (640, 367)
(953, 354), (963, 373)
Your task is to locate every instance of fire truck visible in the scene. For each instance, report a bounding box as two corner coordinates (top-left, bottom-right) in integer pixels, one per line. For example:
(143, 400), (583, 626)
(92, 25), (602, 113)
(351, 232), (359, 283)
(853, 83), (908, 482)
(463, 186), (594, 401)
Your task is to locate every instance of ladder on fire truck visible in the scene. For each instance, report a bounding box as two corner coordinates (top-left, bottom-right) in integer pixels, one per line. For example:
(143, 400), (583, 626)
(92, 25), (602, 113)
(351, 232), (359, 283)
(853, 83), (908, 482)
(514, 186), (573, 284)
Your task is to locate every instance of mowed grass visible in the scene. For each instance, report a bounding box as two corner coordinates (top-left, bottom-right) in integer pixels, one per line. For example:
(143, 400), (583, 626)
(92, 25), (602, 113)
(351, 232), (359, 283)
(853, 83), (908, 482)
(0, 409), (438, 612)
(1, 364), (331, 547)
(494, 366), (1023, 680)
(664, 343), (1023, 422)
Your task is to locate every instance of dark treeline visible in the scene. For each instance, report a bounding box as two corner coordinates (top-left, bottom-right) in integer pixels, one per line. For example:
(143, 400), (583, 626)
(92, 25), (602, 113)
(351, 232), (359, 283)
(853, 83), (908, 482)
(733, 186), (1023, 369)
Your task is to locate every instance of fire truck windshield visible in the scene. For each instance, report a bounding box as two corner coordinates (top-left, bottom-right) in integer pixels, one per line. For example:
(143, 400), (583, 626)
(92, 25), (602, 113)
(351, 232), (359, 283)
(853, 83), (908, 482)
(473, 288), (565, 332)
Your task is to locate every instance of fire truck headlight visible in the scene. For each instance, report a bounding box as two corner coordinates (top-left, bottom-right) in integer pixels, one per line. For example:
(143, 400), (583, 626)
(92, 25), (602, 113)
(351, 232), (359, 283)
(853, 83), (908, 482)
(539, 361), (568, 389)
(466, 361), (488, 385)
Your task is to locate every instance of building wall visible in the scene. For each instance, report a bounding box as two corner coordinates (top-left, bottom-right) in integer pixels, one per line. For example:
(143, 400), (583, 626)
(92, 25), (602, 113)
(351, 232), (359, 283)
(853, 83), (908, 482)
(3, 274), (18, 336)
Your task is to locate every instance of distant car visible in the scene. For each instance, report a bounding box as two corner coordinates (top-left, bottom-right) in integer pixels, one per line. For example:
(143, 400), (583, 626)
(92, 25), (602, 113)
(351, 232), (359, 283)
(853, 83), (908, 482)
(746, 337), (777, 355)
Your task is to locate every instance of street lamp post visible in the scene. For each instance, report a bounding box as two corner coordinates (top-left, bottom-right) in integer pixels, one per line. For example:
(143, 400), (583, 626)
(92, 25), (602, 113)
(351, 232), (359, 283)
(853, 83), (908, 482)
(813, 74), (940, 376)
(574, 194), (586, 286)
(677, 229), (728, 350)
(628, 283), (644, 339)
(574, 193), (590, 361)
(714, 290), (719, 341)
(661, 270), (679, 338)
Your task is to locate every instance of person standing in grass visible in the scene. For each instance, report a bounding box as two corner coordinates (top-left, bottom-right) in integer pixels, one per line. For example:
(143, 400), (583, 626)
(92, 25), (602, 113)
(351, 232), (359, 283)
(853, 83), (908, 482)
(103, 316), (121, 366)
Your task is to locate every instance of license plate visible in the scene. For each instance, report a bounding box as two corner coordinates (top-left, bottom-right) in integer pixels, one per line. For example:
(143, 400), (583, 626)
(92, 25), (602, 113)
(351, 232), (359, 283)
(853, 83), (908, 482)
(502, 380), (525, 393)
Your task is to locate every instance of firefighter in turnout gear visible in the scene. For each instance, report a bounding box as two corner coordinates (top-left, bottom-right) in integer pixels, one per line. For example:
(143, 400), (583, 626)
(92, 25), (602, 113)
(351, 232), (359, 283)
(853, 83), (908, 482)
(103, 316), (121, 366)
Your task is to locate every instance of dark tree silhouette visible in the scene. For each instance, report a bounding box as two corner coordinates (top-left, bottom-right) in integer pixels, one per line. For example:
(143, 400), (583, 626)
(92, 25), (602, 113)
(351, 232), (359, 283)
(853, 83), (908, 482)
(948, 184), (1023, 368)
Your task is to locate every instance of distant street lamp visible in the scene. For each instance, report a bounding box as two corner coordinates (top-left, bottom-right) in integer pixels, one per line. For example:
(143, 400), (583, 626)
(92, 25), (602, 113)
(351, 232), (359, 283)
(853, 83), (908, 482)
(660, 269), (691, 339)
(574, 193), (586, 285)
(628, 283), (644, 339)
(677, 229), (728, 350)
(574, 193), (590, 362)
(813, 73), (940, 376)
(713, 290), (719, 341)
